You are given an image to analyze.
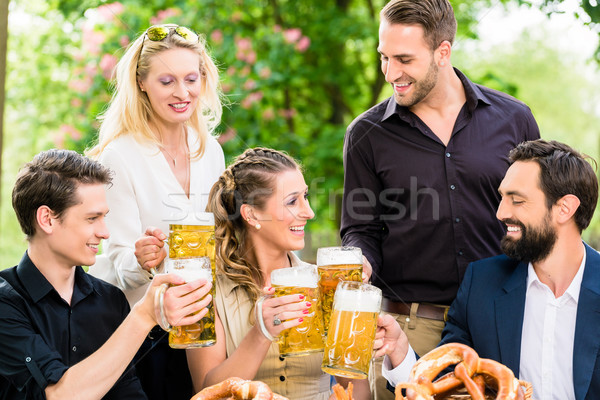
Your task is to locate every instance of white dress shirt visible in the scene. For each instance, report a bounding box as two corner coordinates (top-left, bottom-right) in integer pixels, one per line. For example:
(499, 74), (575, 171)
(519, 252), (585, 400)
(383, 253), (586, 400)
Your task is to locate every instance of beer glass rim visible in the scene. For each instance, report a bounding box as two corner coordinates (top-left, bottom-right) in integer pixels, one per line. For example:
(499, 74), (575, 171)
(316, 246), (363, 266)
(271, 264), (319, 288)
(316, 246), (361, 253)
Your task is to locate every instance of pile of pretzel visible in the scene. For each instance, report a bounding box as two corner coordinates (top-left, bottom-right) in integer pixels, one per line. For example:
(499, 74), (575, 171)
(395, 343), (533, 400)
(191, 377), (288, 400)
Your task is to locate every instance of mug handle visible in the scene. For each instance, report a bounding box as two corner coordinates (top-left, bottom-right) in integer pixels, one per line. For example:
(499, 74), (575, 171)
(255, 295), (277, 341)
(154, 283), (172, 331)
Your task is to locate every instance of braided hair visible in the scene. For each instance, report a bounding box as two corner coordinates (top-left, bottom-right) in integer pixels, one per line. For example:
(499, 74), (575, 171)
(207, 147), (300, 311)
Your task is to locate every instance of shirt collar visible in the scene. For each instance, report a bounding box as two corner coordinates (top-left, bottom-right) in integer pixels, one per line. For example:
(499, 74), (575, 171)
(16, 251), (95, 304)
(381, 68), (491, 122)
(526, 249), (586, 303)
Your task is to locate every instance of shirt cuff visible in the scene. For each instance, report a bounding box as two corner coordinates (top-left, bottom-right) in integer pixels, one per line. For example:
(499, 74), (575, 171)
(381, 345), (417, 387)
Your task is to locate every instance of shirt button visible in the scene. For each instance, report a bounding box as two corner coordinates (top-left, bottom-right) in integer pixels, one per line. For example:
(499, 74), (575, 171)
(450, 184), (456, 190)
(72, 346), (77, 352)
(455, 217), (460, 223)
(458, 251), (464, 256)
(279, 376), (286, 382)
(445, 152), (451, 158)
(25, 357), (31, 362)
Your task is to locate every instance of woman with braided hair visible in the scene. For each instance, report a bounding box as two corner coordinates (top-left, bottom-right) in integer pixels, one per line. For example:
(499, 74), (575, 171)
(186, 147), (338, 400)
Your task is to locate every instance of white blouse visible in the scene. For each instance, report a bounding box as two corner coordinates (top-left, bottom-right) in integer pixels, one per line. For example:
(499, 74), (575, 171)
(89, 132), (225, 305)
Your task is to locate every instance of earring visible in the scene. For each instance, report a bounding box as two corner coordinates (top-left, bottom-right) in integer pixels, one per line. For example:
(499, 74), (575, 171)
(255, 223), (261, 230)
(440, 61), (445, 66)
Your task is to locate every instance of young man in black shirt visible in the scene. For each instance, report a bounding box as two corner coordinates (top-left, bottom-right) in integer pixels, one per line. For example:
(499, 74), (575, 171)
(0, 149), (212, 399)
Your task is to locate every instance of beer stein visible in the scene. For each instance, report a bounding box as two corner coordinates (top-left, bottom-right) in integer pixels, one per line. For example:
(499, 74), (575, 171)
(163, 256), (216, 348)
(321, 281), (381, 379)
(271, 264), (325, 357)
(316, 246), (363, 334)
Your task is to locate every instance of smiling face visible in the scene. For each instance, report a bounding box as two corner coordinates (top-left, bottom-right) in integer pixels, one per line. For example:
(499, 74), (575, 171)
(138, 47), (202, 130)
(250, 169), (315, 253)
(497, 161), (558, 263)
(378, 20), (440, 108)
(48, 184), (110, 268)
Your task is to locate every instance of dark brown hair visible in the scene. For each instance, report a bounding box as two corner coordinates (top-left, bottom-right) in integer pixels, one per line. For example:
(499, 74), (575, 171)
(12, 149), (112, 239)
(509, 139), (598, 232)
(380, 0), (457, 50)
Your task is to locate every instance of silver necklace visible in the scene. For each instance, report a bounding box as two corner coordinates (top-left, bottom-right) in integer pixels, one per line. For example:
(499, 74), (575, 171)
(161, 146), (180, 167)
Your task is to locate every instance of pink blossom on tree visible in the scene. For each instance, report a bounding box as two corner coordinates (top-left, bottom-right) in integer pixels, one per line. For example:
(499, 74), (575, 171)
(100, 54), (118, 80)
(150, 8), (181, 25)
(243, 79), (257, 91)
(296, 36), (311, 52)
(119, 35), (130, 48)
(259, 67), (271, 79)
(262, 108), (275, 120)
(60, 124), (82, 140)
(97, 2), (124, 23)
(82, 25), (106, 56)
(210, 30), (224, 44)
(283, 28), (302, 44)
(218, 127), (237, 144)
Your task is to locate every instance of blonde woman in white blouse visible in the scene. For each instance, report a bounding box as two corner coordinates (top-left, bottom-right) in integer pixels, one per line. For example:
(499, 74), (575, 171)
(86, 24), (225, 400)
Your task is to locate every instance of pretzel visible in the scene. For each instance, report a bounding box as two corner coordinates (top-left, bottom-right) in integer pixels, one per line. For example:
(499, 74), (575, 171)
(395, 343), (532, 400)
(191, 377), (289, 400)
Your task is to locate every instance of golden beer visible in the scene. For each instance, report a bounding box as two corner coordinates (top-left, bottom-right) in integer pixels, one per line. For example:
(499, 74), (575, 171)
(316, 247), (363, 334)
(165, 257), (216, 349)
(168, 224), (215, 276)
(321, 281), (381, 379)
(271, 265), (325, 357)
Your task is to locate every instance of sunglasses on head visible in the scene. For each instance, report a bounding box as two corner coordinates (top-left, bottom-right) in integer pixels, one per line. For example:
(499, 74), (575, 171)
(144, 24), (199, 43)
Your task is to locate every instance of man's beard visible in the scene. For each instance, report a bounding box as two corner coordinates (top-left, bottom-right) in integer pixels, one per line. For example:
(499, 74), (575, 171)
(500, 214), (557, 263)
(393, 58), (439, 108)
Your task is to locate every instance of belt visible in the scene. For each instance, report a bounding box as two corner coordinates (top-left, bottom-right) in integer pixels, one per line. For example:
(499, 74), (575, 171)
(381, 298), (448, 322)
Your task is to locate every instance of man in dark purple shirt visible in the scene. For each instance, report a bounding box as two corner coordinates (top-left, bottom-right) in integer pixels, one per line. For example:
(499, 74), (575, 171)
(340, 1), (539, 399)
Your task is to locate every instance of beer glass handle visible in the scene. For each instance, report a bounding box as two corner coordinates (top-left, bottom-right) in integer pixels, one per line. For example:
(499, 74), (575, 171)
(255, 296), (277, 341)
(154, 283), (172, 331)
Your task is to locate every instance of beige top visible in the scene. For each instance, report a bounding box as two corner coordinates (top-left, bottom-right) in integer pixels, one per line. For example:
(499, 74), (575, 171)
(214, 252), (331, 400)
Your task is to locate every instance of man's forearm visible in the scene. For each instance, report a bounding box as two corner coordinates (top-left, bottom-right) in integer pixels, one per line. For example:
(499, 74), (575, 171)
(45, 305), (153, 400)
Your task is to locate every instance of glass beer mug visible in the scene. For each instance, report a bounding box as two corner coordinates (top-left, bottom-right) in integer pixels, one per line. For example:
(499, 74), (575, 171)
(163, 256), (216, 348)
(316, 246), (363, 334)
(321, 281), (381, 379)
(165, 212), (216, 348)
(271, 264), (325, 357)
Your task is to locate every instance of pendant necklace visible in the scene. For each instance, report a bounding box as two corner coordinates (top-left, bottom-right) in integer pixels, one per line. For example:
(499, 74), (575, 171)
(161, 146), (180, 167)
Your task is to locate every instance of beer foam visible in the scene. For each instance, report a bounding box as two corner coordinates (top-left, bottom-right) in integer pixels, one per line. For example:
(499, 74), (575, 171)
(317, 246), (362, 266)
(334, 286), (381, 312)
(165, 258), (212, 283)
(271, 265), (318, 288)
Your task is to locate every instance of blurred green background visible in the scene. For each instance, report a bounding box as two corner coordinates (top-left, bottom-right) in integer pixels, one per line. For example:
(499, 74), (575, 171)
(2, 0), (600, 267)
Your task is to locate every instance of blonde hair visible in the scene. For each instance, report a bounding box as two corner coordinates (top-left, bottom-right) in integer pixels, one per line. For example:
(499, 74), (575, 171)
(207, 148), (300, 309)
(87, 27), (223, 159)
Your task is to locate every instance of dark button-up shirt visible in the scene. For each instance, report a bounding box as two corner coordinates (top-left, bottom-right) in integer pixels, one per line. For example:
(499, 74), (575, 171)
(0, 252), (146, 399)
(341, 68), (540, 305)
